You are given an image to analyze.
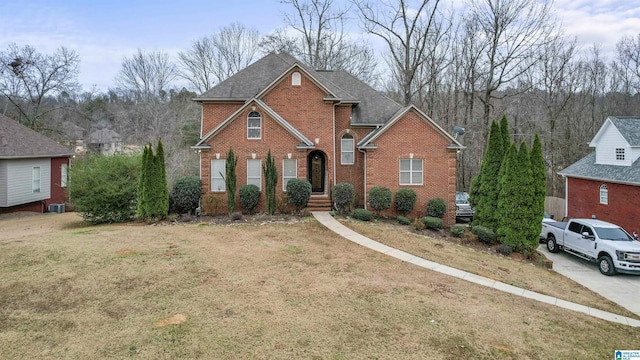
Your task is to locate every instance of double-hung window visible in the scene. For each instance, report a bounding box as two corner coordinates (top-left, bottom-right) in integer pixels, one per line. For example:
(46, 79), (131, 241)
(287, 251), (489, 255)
(211, 159), (226, 192)
(399, 159), (423, 185)
(32, 166), (41, 193)
(282, 159), (297, 191)
(341, 134), (354, 164)
(247, 111), (261, 139)
(247, 159), (262, 190)
(61, 163), (68, 188)
(599, 184), (608, 204)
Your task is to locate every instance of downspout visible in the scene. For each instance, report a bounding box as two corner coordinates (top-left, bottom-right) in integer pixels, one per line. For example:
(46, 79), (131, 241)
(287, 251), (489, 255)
(332, 103), (337, 187)
(358, 148), (367, 210)
(564, 176), (568, 219)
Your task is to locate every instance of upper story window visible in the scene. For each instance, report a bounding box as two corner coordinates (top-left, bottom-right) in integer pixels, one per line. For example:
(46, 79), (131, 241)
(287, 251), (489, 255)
(211, 159), (226, 192)
(616, 148), (625, 160)
(292, 71), (301, 86)
(247, 111), (262, 139)
(399, 159), (423, 185)
(32, 166), (41, 193)
(599, 184), (608, 204)
(341, 134), (354, 165)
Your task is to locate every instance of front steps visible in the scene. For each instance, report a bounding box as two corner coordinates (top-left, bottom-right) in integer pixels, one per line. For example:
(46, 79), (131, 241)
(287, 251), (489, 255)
(306, 196), (332, 211)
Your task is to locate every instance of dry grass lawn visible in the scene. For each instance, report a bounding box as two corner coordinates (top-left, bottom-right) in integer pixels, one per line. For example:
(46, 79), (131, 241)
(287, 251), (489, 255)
(0, 212), (639, 359)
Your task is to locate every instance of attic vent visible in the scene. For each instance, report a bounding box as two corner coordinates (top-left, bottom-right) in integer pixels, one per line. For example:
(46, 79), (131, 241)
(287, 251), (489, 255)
(292, 72), (301, 86)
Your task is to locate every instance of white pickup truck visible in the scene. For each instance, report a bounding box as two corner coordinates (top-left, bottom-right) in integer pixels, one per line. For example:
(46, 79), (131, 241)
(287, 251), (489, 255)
(540, 218), (640, 275)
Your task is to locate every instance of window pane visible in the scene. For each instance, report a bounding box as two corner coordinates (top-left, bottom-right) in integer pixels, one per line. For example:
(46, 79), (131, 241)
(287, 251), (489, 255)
(283, 159), (296, 176)
(248, 129), (260, 138)
(412, 172), (422, 184)
(342, 152), (353, 164)
(212, 179), (225, 191)
(412, 159), (422, 171)
(248, 118), (260, 127)
(211, 160), (226, 191)
(400, 159), (410, 171)
(248, 160), (261, 175)
(400, 172), (410, 184)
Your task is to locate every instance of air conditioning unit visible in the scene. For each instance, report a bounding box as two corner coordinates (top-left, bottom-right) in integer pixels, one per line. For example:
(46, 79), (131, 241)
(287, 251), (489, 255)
(48, 203), (65, 214)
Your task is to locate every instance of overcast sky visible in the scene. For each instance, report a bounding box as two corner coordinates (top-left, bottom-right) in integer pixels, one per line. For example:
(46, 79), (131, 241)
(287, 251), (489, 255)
(1, 0), (639, 93)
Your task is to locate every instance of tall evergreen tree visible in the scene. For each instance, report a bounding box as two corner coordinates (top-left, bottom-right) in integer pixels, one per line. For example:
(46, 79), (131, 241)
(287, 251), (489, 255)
(472, 121), (505, 231)
(137, 145), (151, 219)
(153, 139), (169, 217)
(530, 134), (546, 239)
(225, 148), (238, 214)
(496, 143), (519, 249)
(263, 150), (278, 215)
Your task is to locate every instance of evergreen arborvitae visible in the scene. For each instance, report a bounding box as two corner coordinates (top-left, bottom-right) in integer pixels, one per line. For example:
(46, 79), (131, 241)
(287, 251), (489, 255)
(263, 150), (277, 215)
(472, 121), (505, 231)
(496, 143), (518, 249)
(225, 148), (238, 214)
(137, 145), (150, 219)
(530, 134), (546, 239)
(154, 139), (169, 217)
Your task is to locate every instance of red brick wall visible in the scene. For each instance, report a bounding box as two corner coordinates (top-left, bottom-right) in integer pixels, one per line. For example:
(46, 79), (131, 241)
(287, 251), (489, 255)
(334, 105), (369, 207)
(201, 102), (243, 136)
(49, 157), (69, 206)
(365, 110), (457, 226)
(567, 177), (640, 235)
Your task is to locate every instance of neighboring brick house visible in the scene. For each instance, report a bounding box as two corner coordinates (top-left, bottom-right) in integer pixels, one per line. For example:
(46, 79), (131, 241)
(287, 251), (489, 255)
(0, 114), (74, 214)
(192, 52), (463, 225)
(559, 116), (640, 234)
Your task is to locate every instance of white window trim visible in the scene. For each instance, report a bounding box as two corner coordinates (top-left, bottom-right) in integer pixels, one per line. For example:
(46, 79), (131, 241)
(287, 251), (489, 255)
(399, 159), (423, 185)
(211, 159), (226, 192)
(341, 135), (354, 165)
(32, 166), (41, 193)
(282, 159), (297, 191)
(247, 159), (262, 190)
(61, 163), (68, 188)
(599, 184), (608, 205)
(247, 111), (262, 139)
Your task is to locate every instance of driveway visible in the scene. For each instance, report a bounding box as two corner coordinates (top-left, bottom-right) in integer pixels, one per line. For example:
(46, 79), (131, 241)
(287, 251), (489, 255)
(538, 245), (640, 316)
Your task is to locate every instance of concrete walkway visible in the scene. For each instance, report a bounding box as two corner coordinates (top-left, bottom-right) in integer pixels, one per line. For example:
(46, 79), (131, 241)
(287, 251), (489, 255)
(312, 211), (640, 328)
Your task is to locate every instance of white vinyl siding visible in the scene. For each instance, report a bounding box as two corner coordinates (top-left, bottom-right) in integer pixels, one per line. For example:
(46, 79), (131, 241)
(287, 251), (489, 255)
(211, 159), (226, 192)
(594, 126), (633, 166)
(399, 159), (423, 185)
(33, 167), (41, 193)
(616, 148), (625, 161)
(247, 111), (261, 139)
(599, 184), (608, 204)
(282, 159), (297, 191)
(247, 159), (262, 190)
(341, 135), (354, 164)
(61, 163), (68, 188)
(2, 158), (50, 206)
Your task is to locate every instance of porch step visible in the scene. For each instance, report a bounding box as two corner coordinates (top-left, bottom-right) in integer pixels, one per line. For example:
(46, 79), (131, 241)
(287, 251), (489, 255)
(306, 197), (332, 211)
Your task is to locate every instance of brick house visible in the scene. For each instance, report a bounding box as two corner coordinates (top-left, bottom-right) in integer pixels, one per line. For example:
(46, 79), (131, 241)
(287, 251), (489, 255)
(559, 116), (640, 234)
(192, 52), (463, 225)
(0, 114), (74, 214)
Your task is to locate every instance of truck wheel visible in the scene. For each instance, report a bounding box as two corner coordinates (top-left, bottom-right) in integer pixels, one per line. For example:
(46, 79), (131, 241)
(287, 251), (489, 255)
(598, 255), (617, 276)
(546, 235), (559, 253)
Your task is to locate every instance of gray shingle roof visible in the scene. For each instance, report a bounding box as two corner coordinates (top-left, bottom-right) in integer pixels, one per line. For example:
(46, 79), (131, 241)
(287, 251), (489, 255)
(609, 116), (640, 146)
(194, 52), (403, 126)
(0, 114), (74, 159)
(559, 152), (640, 186)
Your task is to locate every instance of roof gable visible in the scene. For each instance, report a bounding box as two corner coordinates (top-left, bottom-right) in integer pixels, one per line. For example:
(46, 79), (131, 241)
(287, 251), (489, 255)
(0, 115), (74, 159)
(590, 116), (640, 147)
(559, 152), (640, 186)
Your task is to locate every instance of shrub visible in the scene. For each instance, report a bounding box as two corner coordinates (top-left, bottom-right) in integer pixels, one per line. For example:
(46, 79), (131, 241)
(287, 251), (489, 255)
(368, 186), (392, 215)
(169, 176), (201, 215)
(496, 244), (513, 256)
(427, 198), (447, 218)
(201, 192), (224, 215)
(68, 153), (140, 224)
(422, 216), (443, 230)
(395, 188), (417, 215)
(286, 179), (312, 211)
(352, 208), (373, 221)
(472, 225), (497, 244)
(450, 225), (466, 238)
(397, 216), (411, 225)
(332, 182), (355, 214)
(239, 184), (261, 214)
(413, 218), (425, 231)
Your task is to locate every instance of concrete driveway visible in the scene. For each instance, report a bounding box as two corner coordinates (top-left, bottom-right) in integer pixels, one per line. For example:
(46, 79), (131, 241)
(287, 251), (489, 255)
(538, 245), (640, 316)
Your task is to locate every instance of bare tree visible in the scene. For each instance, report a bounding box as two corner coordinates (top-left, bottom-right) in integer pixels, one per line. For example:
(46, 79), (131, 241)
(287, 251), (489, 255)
(178, 23), (261, 94)
(614, 33), (640, 93)
(0, 43), (80, 128)
(353, 0), (445, 105)
(115, 49), (176, 101)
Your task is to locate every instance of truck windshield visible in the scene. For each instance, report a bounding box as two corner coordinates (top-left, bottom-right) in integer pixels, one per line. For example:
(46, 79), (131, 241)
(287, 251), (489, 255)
(594, 227), (633, 241)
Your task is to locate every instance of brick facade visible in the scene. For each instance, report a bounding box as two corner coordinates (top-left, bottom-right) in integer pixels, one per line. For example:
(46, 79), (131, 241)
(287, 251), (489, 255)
(567, 177), (640, 235)
(196, 63), (459, 226)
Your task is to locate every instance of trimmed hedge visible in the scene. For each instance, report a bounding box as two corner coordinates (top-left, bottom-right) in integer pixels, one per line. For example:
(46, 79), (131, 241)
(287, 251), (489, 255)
(332, 182), (355, 214)
(450, 225), (466, 238)
(427, 198), (447, 218)
(397, 216), (411, 225)
(422, 216), (443, 230)
(394, 188), (417, 215)
(169, 176), (201, 215)
(286, 179), (312, 211)
(472, 225), (497, 244)
(352, 208), (373, 221)
(368, 186), (392, 215)
(239, 184), (260, 214)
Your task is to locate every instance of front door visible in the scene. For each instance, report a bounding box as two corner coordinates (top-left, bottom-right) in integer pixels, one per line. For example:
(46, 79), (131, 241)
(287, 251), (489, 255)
(308, 151), (325, 193)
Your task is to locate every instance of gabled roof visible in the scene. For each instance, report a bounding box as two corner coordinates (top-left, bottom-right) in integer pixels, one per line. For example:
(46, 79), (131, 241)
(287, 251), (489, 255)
(559, 152), (640, 186)
(88, 128), (121, 144)
(192, 98), (315, 150)
(590, 116), (640, 147)
(194, 52), (404, 126)
(0, 114), (74, 159)
(356, 105), (464, 150)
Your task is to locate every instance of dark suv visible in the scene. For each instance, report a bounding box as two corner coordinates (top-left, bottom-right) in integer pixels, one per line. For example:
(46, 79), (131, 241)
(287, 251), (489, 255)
(455, 191), (474, 222)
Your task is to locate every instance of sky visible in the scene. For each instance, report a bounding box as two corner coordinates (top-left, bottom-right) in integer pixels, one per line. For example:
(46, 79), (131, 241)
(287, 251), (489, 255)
(1, 0), (639, 93)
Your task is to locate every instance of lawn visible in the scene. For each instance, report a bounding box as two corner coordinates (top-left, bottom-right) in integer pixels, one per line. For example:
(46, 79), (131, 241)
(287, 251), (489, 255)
(0, 212), (639, 359)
